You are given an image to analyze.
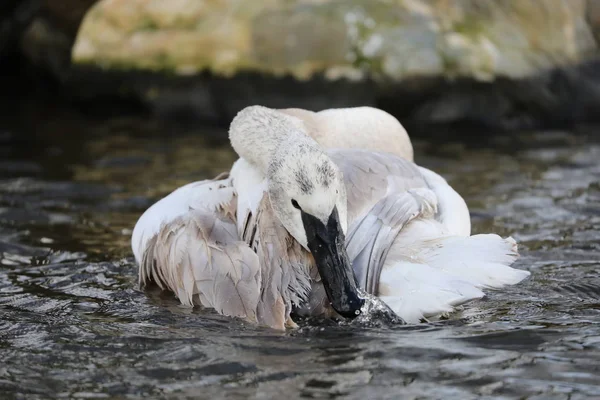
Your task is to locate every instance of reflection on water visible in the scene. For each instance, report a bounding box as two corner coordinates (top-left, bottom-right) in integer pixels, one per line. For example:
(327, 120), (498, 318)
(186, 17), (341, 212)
(1, 98), (600, 399)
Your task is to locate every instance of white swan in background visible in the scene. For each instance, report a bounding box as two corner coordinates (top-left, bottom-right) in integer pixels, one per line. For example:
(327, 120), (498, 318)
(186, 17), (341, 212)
(131, 105), (529, 329)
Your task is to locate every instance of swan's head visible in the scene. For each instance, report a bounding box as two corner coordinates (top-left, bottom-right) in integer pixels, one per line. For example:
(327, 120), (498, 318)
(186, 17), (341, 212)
(268, 147), (347, 247)
(268, 144), (363, 318)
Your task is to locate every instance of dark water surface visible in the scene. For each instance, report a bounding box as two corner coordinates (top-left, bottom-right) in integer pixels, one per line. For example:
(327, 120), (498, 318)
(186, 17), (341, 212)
(1, 98), (600, 400)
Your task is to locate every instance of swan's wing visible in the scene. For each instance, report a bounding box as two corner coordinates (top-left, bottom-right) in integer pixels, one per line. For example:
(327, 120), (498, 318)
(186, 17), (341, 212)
(141, 210), (261, 322)
(132, 178), (261, 323)
(229, 158), (267, 247)
(328, 149), (426, 223)
(329, 149), (527, 323)
(132, 177), (236, 263)
(346, 188), (438, 294)
(418, 166), (471, 236)
(379, 222), (527, 323)
(328, 149), (437, 293)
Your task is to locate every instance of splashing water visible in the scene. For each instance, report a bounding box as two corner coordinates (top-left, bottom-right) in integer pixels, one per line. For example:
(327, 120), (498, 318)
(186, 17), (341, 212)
(351, 289), (406, 327)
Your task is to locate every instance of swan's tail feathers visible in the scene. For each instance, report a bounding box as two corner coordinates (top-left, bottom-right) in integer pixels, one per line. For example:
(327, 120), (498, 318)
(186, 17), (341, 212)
(420, 234), (530, 289)
(379, 233), (529, 323)
(379, 262), (485, 324)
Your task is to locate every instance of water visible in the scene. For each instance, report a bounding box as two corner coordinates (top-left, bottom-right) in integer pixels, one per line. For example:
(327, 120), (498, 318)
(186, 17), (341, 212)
(1, 98), (600, 400)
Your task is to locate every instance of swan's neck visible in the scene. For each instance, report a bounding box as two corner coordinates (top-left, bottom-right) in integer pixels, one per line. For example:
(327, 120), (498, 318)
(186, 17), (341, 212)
(229, 106), (319, 173)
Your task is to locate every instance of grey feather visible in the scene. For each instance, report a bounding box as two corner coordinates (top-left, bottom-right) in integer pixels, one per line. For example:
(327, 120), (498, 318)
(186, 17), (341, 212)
(348, 190), (437, 294)
(328, 149), (426, 222)
(139, 193), (262, 323)
(246, 194), (313, 329)
(328, 150), (438, 294)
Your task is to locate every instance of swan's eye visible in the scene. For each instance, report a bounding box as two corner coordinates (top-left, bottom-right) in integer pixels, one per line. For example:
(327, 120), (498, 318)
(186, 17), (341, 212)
(291, 199), (301, 210)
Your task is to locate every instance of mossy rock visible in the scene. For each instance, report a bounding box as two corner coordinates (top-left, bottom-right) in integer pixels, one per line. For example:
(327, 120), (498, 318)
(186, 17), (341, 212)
(72, 0), (598, 82)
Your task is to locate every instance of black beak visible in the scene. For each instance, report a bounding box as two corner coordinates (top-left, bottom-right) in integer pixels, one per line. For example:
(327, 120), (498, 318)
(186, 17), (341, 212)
(301, 207), (364, 318)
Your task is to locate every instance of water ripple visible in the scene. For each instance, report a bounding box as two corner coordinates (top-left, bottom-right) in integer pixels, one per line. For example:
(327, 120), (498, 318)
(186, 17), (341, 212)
(0, 122), (599, 398)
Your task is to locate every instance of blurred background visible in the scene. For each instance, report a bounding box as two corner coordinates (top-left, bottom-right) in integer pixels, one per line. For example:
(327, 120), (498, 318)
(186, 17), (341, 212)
(3, 0), (600, 128)
(1, 1), (600, 399)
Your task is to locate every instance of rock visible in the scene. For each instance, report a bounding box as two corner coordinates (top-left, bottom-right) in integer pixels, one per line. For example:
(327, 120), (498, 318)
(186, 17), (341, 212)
(64, 0), (600, 131)
(73, 0), (598, 82)
(5, 0), (600, 132)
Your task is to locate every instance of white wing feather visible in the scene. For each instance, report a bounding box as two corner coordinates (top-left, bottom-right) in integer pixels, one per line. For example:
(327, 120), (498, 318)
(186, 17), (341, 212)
(418, 166), (471, 237)
(379, 261), (485, 324)
(132, 178), (236, 263)
(380, 221), (527, 323)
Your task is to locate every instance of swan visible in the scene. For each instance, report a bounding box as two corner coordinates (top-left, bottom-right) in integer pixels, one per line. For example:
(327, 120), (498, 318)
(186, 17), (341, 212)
(131, 105), (529, 329)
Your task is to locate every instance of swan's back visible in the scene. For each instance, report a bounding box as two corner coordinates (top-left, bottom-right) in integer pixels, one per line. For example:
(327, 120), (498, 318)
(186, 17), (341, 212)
(280, 107), (414, 162)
